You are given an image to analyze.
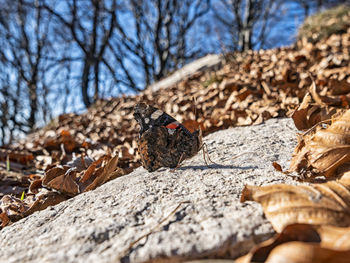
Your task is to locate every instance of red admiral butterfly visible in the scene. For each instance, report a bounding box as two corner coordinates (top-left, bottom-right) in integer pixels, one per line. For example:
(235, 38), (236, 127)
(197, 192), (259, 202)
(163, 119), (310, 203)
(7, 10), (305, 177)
(134, 103), (202, 172)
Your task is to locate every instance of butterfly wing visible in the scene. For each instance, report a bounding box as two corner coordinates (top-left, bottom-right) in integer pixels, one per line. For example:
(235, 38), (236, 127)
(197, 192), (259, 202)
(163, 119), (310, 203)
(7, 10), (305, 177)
(134, 103), (201, 172)
(133, 103), (191, 136)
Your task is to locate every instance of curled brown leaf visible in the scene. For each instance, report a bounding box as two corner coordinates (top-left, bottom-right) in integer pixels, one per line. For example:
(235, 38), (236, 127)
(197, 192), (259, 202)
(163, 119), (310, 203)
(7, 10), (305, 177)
(237, 223), (350, 263)
(266, 242), (350, 263)
(46, 168), (79, 196)
(241, 180), (350, 232)
(289, 109), (350, 178)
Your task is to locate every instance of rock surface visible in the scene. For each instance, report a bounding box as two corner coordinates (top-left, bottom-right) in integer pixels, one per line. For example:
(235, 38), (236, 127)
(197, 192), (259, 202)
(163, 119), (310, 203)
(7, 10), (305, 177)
(149, 54), (223, 91)
(0, 118), (298, 263)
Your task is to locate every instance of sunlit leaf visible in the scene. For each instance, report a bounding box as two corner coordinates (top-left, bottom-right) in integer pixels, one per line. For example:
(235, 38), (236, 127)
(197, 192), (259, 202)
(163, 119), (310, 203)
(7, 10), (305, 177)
(289, 109), (350, 178)
(241, 180), (350, 232)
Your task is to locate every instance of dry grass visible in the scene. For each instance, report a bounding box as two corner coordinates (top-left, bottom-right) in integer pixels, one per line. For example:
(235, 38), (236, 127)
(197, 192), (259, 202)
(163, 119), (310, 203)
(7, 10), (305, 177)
(298, 5), (350, 43)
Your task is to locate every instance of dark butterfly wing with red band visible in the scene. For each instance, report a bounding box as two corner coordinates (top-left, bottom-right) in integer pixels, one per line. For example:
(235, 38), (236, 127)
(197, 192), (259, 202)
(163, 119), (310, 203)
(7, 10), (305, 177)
(133, 103), (201, 172)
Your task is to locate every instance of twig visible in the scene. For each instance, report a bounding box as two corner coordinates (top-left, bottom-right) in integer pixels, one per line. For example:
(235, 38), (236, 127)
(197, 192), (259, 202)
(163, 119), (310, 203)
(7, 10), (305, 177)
(119, 201), (191, 260)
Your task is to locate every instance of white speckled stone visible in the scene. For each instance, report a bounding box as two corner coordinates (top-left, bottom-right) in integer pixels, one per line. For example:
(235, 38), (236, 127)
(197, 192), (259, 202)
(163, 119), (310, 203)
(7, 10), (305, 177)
(0, 118), (298, 263)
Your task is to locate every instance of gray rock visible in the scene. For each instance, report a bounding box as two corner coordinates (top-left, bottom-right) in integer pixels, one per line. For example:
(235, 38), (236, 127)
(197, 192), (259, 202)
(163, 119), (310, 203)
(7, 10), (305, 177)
(0, 118), (298, 263)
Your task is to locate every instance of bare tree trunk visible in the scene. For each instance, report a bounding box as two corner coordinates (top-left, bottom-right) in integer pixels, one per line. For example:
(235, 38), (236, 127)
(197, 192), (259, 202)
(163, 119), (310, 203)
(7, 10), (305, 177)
(299, 1), (311, 18)
(239, 0), (254, 51)
(43, 0), (118, 108)
(114, 0), (210, 87)
(28, 83), (37, 129)
(81, 58), (91, 107)
(94, 61), (99, 102)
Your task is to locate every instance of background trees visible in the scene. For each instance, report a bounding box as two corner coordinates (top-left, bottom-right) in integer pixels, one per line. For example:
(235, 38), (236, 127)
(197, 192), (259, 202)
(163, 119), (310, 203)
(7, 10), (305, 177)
(113, 0), (210, 88)
(0, 0), (56, 144)
(0, 0), (349, 144)
(42, 0), (210, 108)
(43, 0), (119, 107)
(211, 0), (350, 51)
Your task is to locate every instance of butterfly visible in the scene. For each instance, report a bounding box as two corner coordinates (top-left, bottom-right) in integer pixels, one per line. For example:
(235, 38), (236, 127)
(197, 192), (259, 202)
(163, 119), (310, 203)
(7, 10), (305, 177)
(133, 103), (202, 172)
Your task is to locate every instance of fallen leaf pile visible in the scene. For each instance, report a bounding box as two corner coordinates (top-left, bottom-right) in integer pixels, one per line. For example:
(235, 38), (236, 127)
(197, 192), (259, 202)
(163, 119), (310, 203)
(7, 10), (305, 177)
(1, 24), (350, 239)
(0, 154), (124, 228)
(238, 90), (350, 261)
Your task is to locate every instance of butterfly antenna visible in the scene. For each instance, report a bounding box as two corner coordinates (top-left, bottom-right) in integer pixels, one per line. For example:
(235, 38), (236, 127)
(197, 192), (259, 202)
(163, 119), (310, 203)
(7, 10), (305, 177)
(191, 97), (218, 167)
(202, 143), (209, 166)
(201, 142), (219, 166)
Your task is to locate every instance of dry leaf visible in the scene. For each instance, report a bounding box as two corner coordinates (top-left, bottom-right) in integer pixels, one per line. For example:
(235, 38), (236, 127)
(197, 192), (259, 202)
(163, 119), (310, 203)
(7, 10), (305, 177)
(0, 212), (9, 228)
(0, 149), (34, 165)
(24, 191), (68, 216)
(0, 195), (29, 223)
(328, 79), (350, 96)
(237, 223), (350, 263)
(46, 168), (79, 196)
(83, 155), (121, 192)
(272, 162), (283, 172)
(292, 91), (342, 131)
(265, 242), (350, 263)
(236, 224), (321, 263)
(289, 109), (350, 178)
(29, 179), (43, 194)
(42, 166), (67, 185)
(80, 163), (97, 183)
(66, 155), (94, 172)
(241, 180), (350, 232)
(309, 81), (342, 106)
(292, 92), (315, 130)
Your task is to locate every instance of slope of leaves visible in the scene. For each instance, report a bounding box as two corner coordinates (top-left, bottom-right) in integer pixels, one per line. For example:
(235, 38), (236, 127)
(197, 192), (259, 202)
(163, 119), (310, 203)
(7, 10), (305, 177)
(0, 154), (123, 228)
(10, 28), (350, 172)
